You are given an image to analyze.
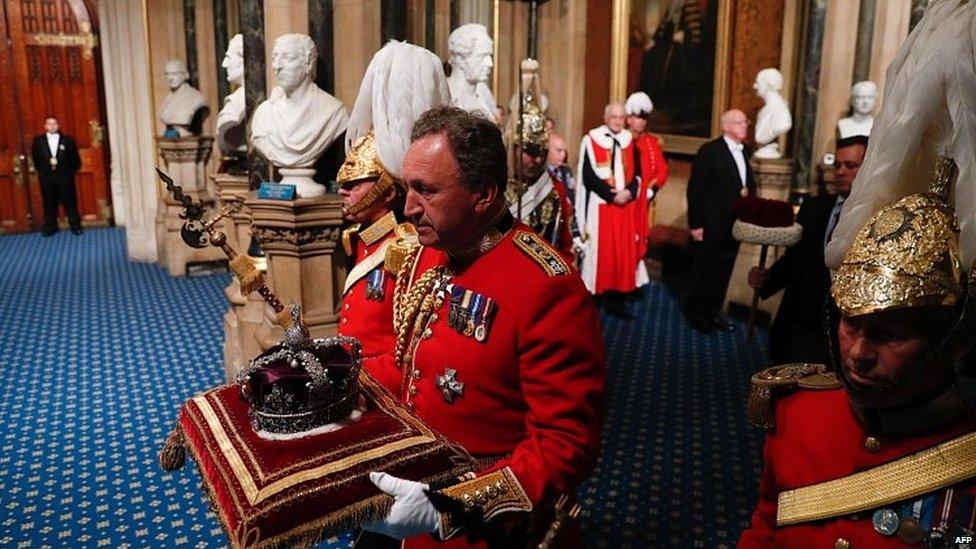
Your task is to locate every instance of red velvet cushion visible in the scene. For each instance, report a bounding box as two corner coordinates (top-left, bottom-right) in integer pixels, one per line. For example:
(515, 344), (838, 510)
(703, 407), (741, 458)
(176, 373), (473, 548)
(732, 196), (795, 228)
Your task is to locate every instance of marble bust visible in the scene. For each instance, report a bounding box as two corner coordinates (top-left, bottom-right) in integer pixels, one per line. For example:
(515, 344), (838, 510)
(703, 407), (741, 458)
(837, 80), (878, 138)
(447, 24), (497, 121)
(752, 68), (792, 159)
(216, 34), (246, 156)
(251, 34), (348, 197)
(159, 59), (209, 137)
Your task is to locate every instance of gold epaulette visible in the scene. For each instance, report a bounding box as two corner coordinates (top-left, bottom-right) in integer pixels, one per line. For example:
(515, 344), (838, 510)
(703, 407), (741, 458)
(384, 223), (420, 275)
(436, 467), (533, 540)
(651, 133), (664, 146)
(513, 230), (569, 277)
(747, 364), (841, 430)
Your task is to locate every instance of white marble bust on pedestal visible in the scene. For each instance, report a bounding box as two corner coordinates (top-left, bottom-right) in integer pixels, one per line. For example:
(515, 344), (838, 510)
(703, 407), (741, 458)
(159, 59), (209, 137)
(837, 80), (878, 138)
(447, 24), (497, 121)
(752, 68), (792, 159)
(251, 34), (348, 197)
(217, 34), (246, 156)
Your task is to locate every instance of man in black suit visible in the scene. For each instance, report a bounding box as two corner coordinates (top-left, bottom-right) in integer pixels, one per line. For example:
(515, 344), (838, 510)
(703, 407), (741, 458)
(748, 135), (868, 363)
(686, 109), (756, 333)
(31, 115), (83, 236)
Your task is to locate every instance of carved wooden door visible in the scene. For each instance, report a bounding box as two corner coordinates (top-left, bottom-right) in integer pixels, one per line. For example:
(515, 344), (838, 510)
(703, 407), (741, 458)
(0, 1), (31, 232)
(0, 0), (110, 233)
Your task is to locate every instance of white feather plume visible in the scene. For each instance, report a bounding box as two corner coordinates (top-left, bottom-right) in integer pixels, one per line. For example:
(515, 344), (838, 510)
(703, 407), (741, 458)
(825, 0), (976, 269)
(625, 92), (653, 116)
(344, 41), (451, 178)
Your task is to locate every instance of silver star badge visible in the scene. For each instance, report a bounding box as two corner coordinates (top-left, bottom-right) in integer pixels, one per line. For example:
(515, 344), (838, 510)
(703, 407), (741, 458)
(435, 368), (464, 403)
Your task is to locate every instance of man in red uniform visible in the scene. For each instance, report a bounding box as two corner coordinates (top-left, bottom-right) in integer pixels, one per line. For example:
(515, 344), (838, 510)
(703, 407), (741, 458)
(739, 157), (976, 548)
(505, 61), (578, 262)
(575, 102), (649, 317)
(336, 41), (450, 392)
(624, 91), (669, 259)
(361, 106), (606, 547)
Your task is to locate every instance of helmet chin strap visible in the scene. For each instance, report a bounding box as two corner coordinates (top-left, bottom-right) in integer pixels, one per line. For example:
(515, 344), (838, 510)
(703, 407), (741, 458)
(343, 176), (397, 217)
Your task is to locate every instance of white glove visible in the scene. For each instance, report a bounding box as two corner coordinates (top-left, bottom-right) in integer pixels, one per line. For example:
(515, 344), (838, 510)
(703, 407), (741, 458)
(572, 236), (585, 252)
(363, 472), (439, 539)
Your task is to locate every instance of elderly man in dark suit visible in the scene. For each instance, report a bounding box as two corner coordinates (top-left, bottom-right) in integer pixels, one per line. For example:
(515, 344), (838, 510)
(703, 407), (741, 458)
(748, 135), (868, 363)
(31, 115), (82, 236)
(686, 109), (756, 333)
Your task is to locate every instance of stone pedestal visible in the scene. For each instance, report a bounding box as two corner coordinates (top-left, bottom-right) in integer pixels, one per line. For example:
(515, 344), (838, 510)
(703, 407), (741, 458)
(156, 136), (223, 276)
(212, 172), (265, 382)
(246, 194), (344, 351)
(158, 136), (215, 192)
(724, 158), (796, 316)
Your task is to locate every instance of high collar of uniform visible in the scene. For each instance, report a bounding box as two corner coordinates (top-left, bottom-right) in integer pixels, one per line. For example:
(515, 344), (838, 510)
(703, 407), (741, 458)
(447, 210), (514, 267)
(850, 380), (971, 437)
(588, 125), (632, 149)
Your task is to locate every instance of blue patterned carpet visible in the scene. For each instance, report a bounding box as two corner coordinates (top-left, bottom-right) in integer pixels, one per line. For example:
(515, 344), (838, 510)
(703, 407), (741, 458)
(0, 228), (767, 548)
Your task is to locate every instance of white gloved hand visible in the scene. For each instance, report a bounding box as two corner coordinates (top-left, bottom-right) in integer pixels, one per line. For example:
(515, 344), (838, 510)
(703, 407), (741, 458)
(572, 236), (584, 250)
(363, 472), (439, 539)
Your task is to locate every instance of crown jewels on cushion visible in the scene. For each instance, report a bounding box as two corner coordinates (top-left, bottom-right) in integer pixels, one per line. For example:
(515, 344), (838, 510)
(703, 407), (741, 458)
(237, 304), (363, 435)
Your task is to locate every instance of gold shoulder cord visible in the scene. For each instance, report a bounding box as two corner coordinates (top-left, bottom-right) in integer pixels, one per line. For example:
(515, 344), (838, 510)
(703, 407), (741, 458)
(392, 245), (450, 370)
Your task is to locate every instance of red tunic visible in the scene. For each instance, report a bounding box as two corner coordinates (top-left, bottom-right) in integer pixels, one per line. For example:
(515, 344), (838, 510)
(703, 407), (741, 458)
(632, 132), (668, 258)
(399, 224), (606, 548)
(739, 388), (976, 548)
(337, 226), (401, 393)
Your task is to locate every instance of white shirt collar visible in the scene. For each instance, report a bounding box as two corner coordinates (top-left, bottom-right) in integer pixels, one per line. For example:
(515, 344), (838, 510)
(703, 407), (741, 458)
(723, 134), (743, 152)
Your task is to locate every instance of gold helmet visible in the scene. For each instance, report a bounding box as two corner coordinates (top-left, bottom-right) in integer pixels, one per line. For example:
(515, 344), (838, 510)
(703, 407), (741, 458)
(336, 131), (402, 216)
(512, 59), (548, 157)
(831, 156), (963, 317)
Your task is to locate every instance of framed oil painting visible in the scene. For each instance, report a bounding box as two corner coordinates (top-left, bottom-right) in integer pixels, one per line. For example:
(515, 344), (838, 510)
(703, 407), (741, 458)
(615, 0), (732, 154)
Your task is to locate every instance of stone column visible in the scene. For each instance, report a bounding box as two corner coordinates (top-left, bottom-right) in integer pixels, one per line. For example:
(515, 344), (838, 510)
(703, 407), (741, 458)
(724, 158), (797, 317)
(246, 195), (344, 350)
(156, 136), (225, 276)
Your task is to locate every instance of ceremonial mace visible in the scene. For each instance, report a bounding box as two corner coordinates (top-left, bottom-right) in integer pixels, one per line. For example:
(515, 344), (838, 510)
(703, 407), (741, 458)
(731, 198), (802, 344)
(155, 167), (292, 328)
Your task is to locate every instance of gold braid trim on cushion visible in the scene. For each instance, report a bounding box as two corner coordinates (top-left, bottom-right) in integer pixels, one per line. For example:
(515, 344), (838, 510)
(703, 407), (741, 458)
(436, 467), (533, 539)
(777, 431), (976, 526)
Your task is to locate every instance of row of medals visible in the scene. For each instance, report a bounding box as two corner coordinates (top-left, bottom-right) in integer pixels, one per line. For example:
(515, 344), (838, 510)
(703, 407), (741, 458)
(871, 498), (973, 547)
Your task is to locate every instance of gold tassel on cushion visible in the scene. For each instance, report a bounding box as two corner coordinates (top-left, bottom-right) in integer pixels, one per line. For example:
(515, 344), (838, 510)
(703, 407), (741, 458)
(159, 426), (186, 471)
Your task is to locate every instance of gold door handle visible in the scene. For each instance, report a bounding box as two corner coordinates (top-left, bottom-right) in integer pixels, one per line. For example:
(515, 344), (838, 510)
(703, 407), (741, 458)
(90, 119), (105, 148)
(12, 154), (25, 186)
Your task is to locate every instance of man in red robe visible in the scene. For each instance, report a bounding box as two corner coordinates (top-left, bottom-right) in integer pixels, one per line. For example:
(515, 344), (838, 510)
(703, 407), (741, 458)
(575, 102), (649, 317)
(625, 91), (669, 259)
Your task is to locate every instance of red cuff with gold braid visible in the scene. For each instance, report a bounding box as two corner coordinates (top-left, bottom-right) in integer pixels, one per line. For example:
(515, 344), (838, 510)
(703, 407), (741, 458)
(161, 373), (474, 549)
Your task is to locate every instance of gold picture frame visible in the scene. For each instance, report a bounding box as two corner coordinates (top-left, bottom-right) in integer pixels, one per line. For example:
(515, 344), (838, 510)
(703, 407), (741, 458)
(612, 0), (733, 155)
